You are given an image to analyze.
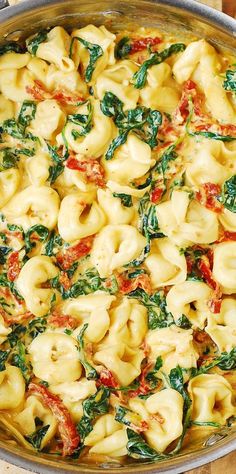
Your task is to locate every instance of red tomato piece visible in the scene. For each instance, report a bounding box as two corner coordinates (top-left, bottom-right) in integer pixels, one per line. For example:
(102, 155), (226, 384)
(58, 272), (71, 291)
(66, 156), (105, 187)
(26, 80), (48, 101)
(48, 311), (76, 329)
(98, 368), (119, 389)
(130, 36), (162, 53)
(150, 187), (163, 204)
(196, 182), (222, 214)
(217, 231), (236, 243)
(28, 383), (80, 456)
(118, 273), (152, 295)
(52, 89), (84, 106)
(56, 235), (94, 270)
(7, 251), (21, 282)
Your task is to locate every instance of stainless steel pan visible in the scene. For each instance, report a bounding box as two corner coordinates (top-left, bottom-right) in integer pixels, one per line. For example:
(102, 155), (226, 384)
(0, 1), (235, 473)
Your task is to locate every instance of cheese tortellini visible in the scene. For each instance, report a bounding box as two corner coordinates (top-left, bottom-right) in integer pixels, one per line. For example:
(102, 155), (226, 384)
(156, 190), (219, 246)
(213, 242), (236, 294)
(58, 191), (105, 242)
(16, 256), (59, 317)
(188, 374), (236, 425)
(145, 238), (187, 288)
(29, 332), (82, 384)
(146, 325), (199, 374)
(91, 224), (146, 277)
(0, 365), (25, 409)
(1, 20), (236, 465)
(2, 185), (60, 231)
(129, 389), (184, 452)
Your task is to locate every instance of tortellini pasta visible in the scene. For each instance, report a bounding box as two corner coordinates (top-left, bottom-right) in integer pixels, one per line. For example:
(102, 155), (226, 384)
(100, 297), (147, 348)
(29, 332), (82, 384)
(146, 325), (199, 374)
(102, 134), (152, 185)
(71, 25), (116, 81)
(129, 389), (184, 452)
(63, 292), (115, 342)
(0, 168), (20, 208)
(206, 298), (236, 352)
(34, 26), (74, 72)
(173, 39), (236, 123)
(140, 62), (180, 114)
(58, 191), (105, 242)
(91, 224), (146, 277)
(84, 414), (127, 456)
(0, 365), (25, 409)
(94, 343), (143, 387)
(30, 99), (66, 140)
(97, 188), (134, 225)
(166, 281), (212, 328)
(156, 190), (219, 246)
(95, 60), (139, 110)
(188, 374), (236, 425)
(50, 379), (96, 422)
(59, 99), (113, 157)
(1, 21), (236, 464)
(14, 395), (57, 448)
(2, 185), (60, 231)
(145, 238), (187, 288)
(213, 242), (236, 294)
(0, 68), (35, 102)
(16, 256), (59, 317)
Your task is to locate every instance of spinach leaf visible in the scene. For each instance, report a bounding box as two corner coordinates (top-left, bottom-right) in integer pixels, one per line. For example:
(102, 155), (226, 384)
(115, 37), (131, 59)
(48, 163), (64, 184)
(188, 130), (236, 142)
(133, 43), (186, 89)
(169, 366), (191, 412)
(115, 405), (146, 430)
(18, 101), (36, 131)
(53, 267), (118, 300)
(101, 92), (162, 159)
(220, 175), (236, 213)
(156, 143), (178, 174)
(192, 348), (236, 377)
(44, 231), (62, 257)
(77, 386), (110, 441)
(223, 68), (236, 93)
(25, 224), (49, 253)
(105, 131), (129, 160)
(0, 42), (24, 56)
(68, 100), (93, 137)
(2, 101), (36, 142)
(0, 350), (9, 371)
(47, 144), (66, 184)
(128, 288), (174, 329)
(113, 193), (133, 207)
(191, 421), (221, 428)
(11, 341), (32, 383)
(77, 324), (98, 380)
(7, 324), (26, 348)
(26, 30), (48, 56)
(176, 314), (192, 329)
(126, 428), (167, 460)
(0, 246), (11, 264)
(70, 37), (103, 82)
(138, 192), (165, 240)
(25, 424), (50, 450)
(0, 273), (23, 299)
(145, 356), (163, 389)
(27, 318), (47, 340)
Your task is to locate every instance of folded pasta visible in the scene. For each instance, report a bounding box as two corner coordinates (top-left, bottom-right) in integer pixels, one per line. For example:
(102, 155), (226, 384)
(0, 20), (235, 466)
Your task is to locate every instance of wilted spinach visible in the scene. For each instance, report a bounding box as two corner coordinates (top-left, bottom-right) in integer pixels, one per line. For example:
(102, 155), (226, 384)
(133, 43), (186, 89)
(26, 30), (48, 56)
(70, 37), (103, 82)
(77, 324), (98, 380)
(77, 386), (110, 441)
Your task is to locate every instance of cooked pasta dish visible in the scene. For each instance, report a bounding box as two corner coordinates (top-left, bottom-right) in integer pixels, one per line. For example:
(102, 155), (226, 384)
(0, 23), (235, 463)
